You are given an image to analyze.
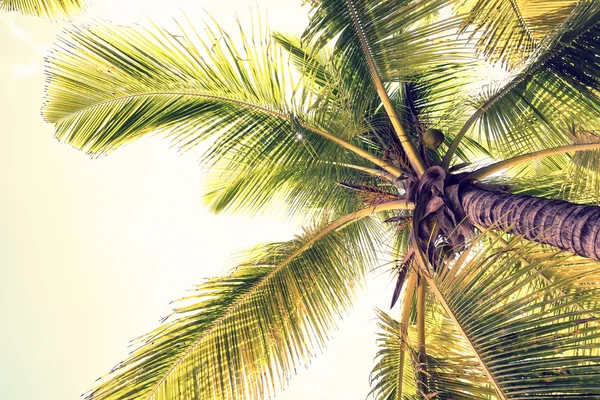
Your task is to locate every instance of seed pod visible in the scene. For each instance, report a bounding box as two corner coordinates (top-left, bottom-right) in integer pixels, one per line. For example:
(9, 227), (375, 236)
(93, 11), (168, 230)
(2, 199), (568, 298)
(423, 128), (445, 150)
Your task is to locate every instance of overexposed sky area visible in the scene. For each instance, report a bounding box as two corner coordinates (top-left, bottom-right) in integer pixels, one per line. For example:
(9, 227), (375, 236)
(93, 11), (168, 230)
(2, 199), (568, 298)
(0, 1), (397, 399)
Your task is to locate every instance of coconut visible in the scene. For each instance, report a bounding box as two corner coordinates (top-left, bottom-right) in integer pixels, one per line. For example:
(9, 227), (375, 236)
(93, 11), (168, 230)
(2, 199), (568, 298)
(423, 128), (445, 150)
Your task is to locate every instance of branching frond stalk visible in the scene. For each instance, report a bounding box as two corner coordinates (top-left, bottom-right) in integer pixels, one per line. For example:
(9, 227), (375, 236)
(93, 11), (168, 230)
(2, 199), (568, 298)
(468, 143), (600, 180)
(397, 271), (417, 400)
(343, 0), (426, 176)
(416, 276), (427, 399)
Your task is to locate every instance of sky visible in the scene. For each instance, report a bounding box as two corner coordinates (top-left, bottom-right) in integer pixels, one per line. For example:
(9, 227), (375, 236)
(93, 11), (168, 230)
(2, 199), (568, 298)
(0, 1), (397, 399)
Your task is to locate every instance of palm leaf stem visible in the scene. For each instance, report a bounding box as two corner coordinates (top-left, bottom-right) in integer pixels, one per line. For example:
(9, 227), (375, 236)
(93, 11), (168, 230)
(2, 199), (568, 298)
(146, 198), (414, 398)
(301, 122), (403, 177)
(343, 0), (426, 176)
(397, 271), (418, 400)
(416, 275), (428, 399)
(331, 163), (398, 182)
(481, 227), (599, 323)
(467, 142), (600, 180)
(412, 242), (506, 399)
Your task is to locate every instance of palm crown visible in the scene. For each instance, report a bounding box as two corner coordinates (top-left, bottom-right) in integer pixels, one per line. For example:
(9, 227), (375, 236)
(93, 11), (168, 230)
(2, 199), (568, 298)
(42, 0), (600, 399)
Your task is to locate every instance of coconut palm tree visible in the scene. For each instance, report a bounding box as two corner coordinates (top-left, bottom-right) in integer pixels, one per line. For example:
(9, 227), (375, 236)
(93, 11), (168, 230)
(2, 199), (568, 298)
(1, 0), (86, 19)
(42, 0), (600, 398)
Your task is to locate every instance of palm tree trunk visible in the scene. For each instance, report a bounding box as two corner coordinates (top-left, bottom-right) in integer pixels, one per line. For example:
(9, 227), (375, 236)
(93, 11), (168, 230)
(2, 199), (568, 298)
(460, 187), (600, 261)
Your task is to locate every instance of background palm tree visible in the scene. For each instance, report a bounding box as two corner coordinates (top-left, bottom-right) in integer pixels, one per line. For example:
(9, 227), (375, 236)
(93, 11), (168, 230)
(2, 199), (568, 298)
(42, 0), (600, 398)
(0, 0), (86, 19)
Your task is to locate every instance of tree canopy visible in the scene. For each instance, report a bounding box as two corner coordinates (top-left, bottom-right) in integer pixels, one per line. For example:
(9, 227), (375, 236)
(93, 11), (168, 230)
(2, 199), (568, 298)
(41, 0), (600, 398)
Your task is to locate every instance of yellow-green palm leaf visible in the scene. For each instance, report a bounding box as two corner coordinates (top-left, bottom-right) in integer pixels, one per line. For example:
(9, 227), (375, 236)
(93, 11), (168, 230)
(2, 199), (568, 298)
(0, 0), (86, 19)
(85, 215), (388, 400)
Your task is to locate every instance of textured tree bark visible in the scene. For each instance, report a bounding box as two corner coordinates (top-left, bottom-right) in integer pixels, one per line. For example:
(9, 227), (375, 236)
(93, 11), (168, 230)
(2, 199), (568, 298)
(460, 187), (600, 261)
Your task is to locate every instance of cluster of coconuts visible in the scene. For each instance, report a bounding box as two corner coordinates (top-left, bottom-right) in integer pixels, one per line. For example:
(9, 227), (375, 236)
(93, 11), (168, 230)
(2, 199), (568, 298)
(423, 128), (445, 150)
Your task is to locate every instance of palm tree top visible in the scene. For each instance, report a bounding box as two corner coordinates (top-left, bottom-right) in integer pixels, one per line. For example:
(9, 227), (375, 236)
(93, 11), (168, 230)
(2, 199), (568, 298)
(41, 0), (600, 399)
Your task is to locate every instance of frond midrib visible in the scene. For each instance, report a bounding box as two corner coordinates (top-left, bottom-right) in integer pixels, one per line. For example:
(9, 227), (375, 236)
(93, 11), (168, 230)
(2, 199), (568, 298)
(46, 90), (288, 124)
(426, 276), (507, 400)
(342, 0), (426, 175)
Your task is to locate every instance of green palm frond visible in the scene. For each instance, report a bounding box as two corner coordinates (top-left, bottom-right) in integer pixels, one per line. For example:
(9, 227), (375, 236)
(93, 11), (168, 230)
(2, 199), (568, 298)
(273, 31), (487, 169)
(370, 309), (418, 400)
(202, 157), (401, 219)
(543, 256), (600, 303)
(44, 18), (390, 169)
(427, 234), (600, 399)
(459, 0), (578, 68)
(0, 0), (86, 19)
(303, 0), (473, 83)
(43, 18), (308, 155)
(273, 32), (377, 122)
(370, 308), (494, 399)
(301, 0), (490, 170)
(470, 133), (600, 206)
(86, 213), (385, 400)
(446, 0), (600, 173)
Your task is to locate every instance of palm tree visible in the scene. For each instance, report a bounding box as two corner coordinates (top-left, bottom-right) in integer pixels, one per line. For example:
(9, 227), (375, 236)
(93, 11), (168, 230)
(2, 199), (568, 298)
(42, 0), (600, 398)
(1, 0), (86, 19)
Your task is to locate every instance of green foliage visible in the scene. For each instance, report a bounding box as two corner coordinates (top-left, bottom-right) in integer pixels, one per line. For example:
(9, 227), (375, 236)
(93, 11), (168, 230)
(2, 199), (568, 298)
(457, 0), (600, 203)
(302, 0), (480, 153)
(431, 235), (600, 398)
(40, 0), (600, 398)
(86, 216), (384, 400)
(370, 309), (495, 399)
(458, 0), (578, 68)
(0, 0), (86, 19)
(43, 19), (309, 155)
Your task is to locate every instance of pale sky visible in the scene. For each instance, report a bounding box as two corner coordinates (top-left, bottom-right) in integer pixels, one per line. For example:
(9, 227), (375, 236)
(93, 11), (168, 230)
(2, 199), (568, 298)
(0, 2), (397, 399)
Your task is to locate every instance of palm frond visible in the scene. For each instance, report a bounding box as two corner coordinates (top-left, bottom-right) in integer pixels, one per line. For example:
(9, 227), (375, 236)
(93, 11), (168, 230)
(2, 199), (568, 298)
(44, 17), (400, 179)
(481, 230), (600, 322)
(0, 0), (86, 19)
(426, 233), (600, 399)
(459, 0), (578, 68)
(302, 0), (477, 174)
(473, 126), (600, 205)
(202, 157), (401, 219)
(273, 32), (371, 121)
(445, 0), (600, 168)
(280, 15), (485, 171)
(370, 309), (418, 400)
(86, 213), (385, 400)
(370, 307), (495, 399)
(303, 0), (473, 83)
